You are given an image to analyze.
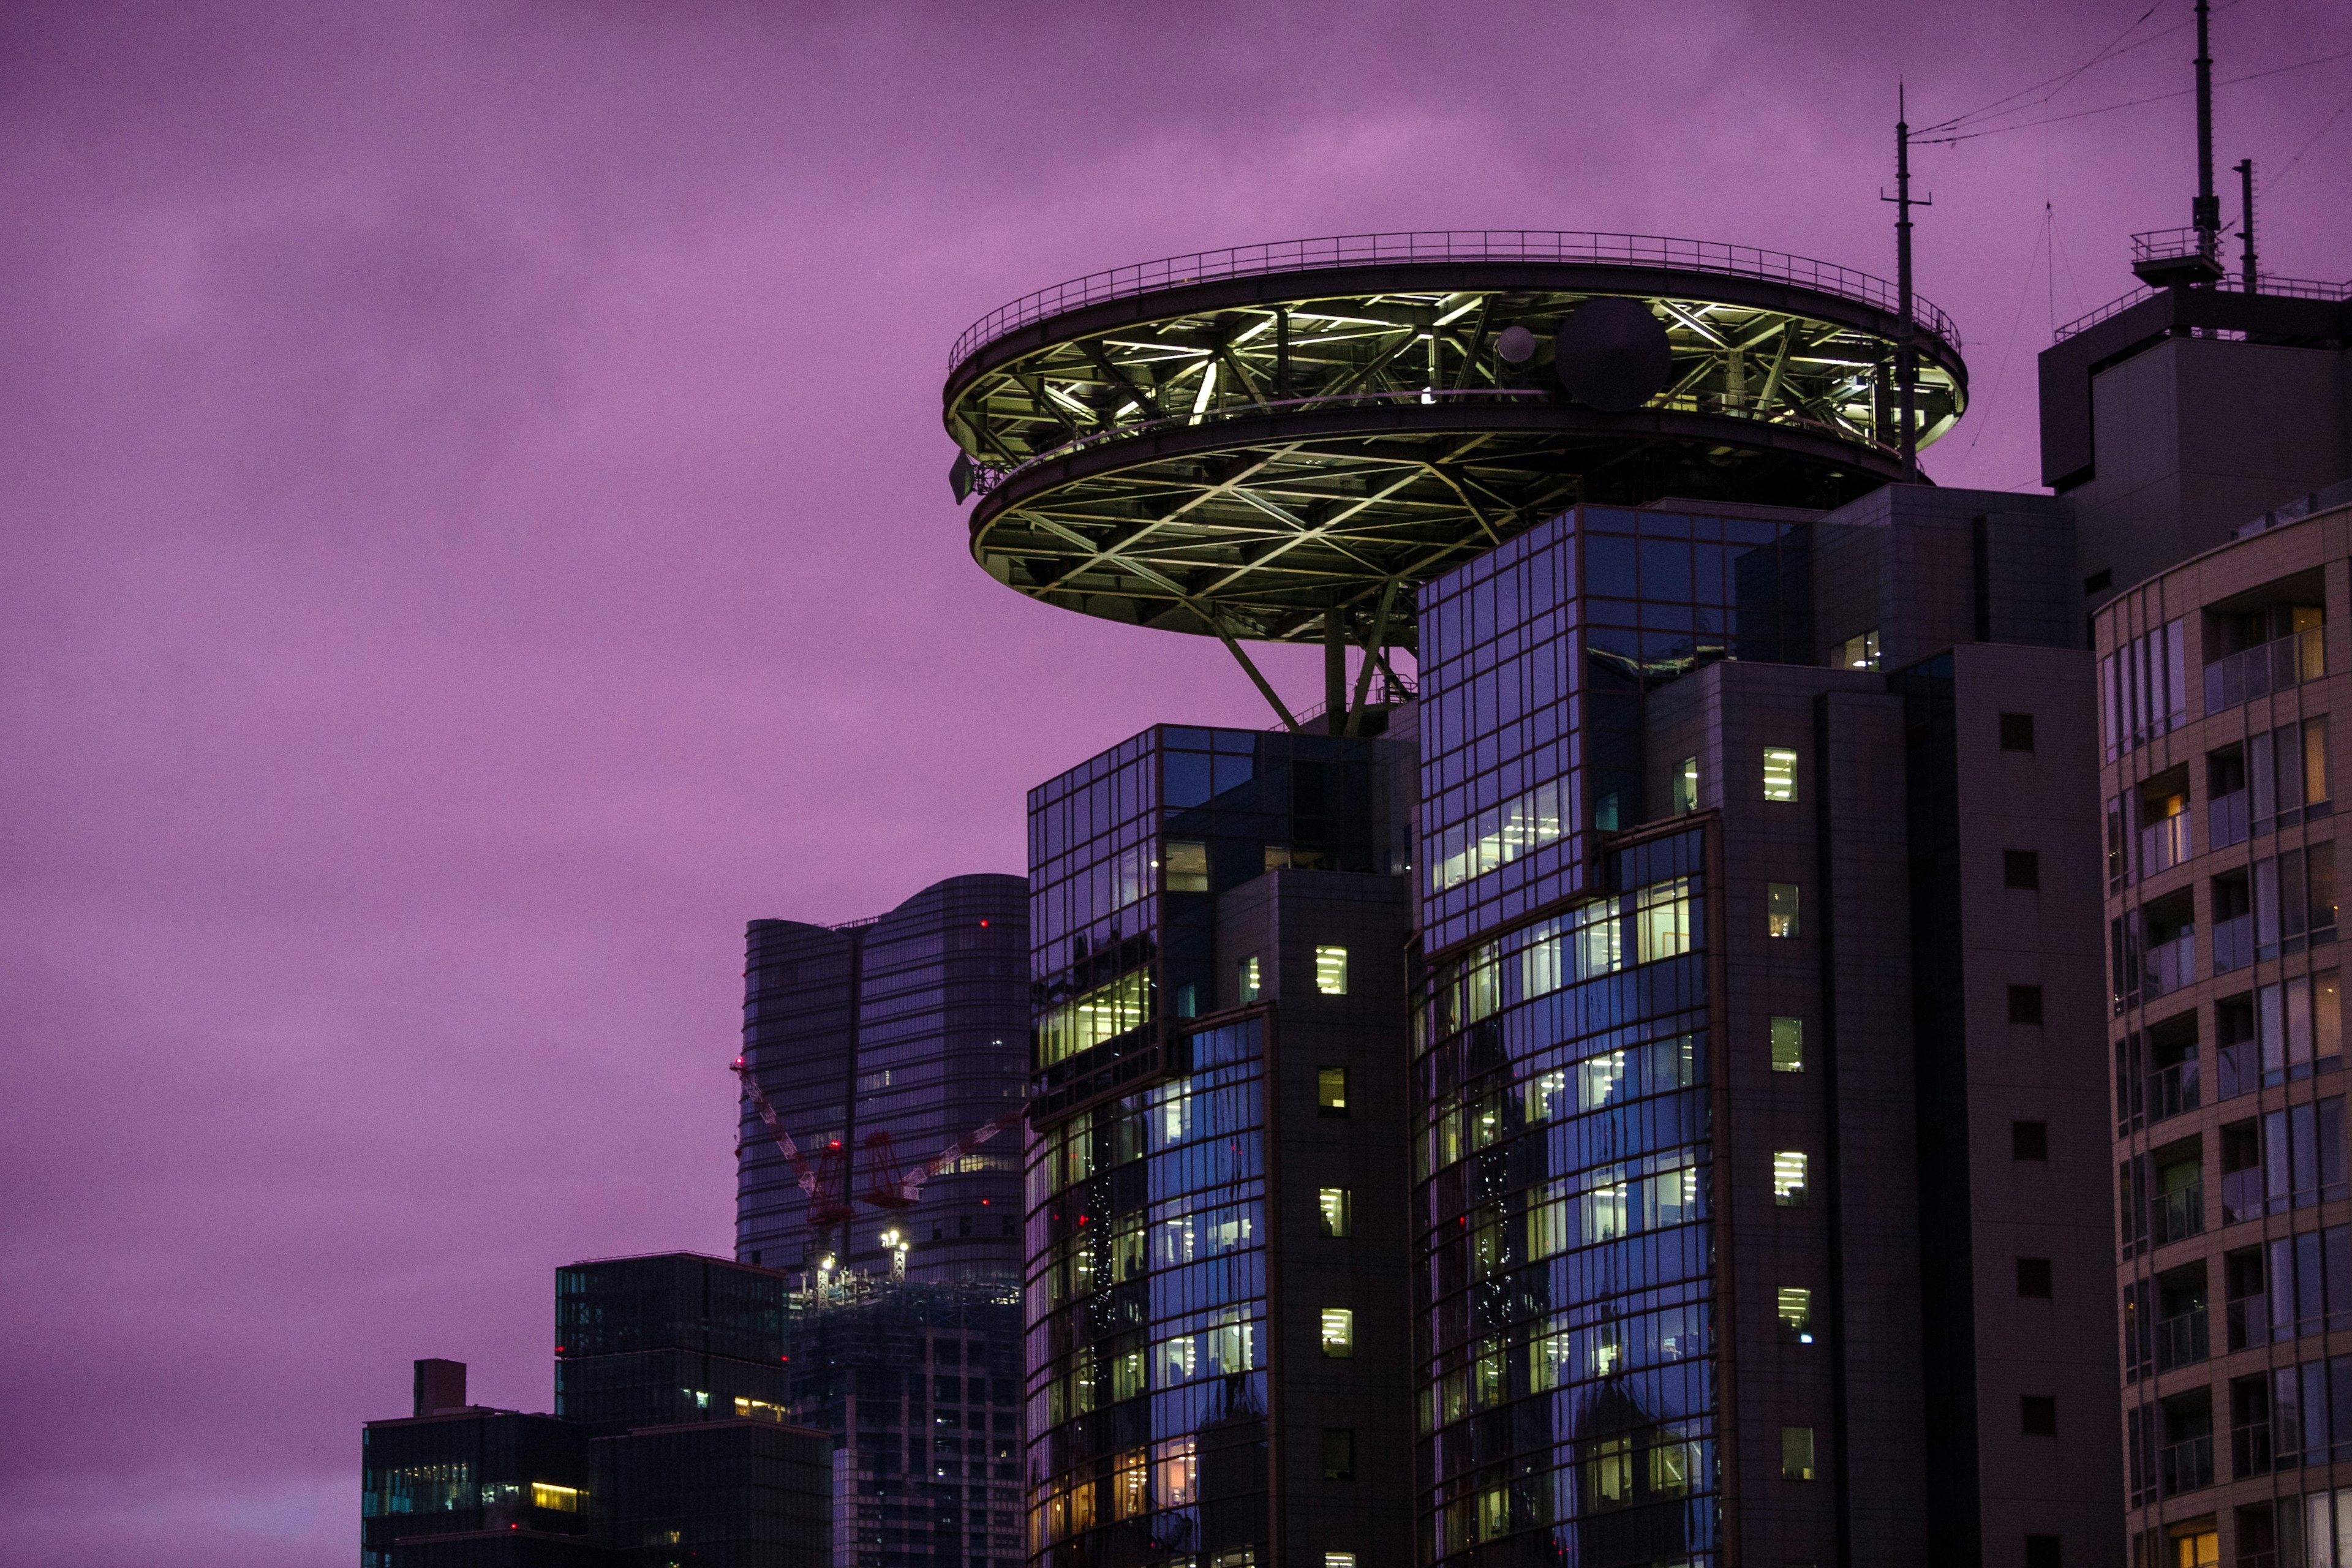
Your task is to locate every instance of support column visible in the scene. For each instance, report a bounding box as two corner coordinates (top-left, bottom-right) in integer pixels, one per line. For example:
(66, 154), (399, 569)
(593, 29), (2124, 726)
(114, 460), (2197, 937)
(1324, 607), (1348, 735)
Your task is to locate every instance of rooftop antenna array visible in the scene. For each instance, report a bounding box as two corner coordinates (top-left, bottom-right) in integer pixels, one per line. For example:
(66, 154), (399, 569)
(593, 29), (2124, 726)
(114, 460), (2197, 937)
(2132, 0), (2230, 287)
(1883, 83), (1933, 483)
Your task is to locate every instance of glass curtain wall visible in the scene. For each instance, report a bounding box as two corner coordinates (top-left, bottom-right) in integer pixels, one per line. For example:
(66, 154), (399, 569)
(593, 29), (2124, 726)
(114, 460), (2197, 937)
(1417, 506), (1806, 952)
(1414, 829), (1716, 1567)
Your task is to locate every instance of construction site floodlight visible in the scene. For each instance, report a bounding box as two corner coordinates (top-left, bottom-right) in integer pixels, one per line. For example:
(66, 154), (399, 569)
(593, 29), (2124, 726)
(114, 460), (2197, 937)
(943, 230), (1966, 657)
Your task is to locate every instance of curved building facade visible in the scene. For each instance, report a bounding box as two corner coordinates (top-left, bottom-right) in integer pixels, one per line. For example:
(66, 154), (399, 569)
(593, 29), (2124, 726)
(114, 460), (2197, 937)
(2101, 497), (2352, 1567)
(737, 873), (1031, 1286)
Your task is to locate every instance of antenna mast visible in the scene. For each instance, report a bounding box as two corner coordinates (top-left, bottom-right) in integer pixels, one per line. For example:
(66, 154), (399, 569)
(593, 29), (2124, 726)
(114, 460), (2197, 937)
(1883, 83), (1931, 483)
(2193, 0), (2219, 260)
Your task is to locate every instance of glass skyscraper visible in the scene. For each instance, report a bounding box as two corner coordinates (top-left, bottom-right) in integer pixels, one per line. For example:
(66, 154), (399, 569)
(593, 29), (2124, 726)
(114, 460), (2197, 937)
(737, 875), (1030, 1283)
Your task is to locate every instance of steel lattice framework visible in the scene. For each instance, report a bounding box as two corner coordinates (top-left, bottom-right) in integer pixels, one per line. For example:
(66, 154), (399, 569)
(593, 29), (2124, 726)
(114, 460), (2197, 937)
(943, 232), (1966, 658)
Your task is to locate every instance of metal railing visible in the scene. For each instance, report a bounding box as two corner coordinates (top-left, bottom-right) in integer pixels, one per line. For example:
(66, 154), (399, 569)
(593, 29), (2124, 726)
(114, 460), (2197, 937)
(2139, 811), (2192, 876)
(951, 229), (1964, 369)
(2226, 1293), (2269, 1352)
(2054, 273), (2352, 341)
(2154, 1181), (2206, 1245)
(2210, 791), (2249, 851)
(2214, 914), (2254, 976)
(2206, 627), (2325, 714)
(2160, 1434), (2215, 1496)
(2146, 932), (2198, 1000)
(2135, 227), (2220, 266)
(2155, 1307), (2211, 1371)
(2151, 1059), (2203, 1123)
(2222, 1169), (2264, 1225)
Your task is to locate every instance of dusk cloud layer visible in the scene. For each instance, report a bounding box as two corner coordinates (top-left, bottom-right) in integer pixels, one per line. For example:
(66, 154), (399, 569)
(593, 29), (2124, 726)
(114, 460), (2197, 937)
(4, 2), (2348, 1561)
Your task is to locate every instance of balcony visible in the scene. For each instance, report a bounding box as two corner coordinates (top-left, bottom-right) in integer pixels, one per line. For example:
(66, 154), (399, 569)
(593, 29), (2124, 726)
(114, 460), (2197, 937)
(2214, 915), (2254, 975)
(2132, 226), (2226, 288)
(2155, 1182), (2206, 1245)
(2160, 1433), (2216, 1496)
(2232, 1420), (2275, 1480)
(2206, 627), (2325, 715)
(2150, 1059), (2203, 1123)
(2226, 1294), (2271, 1352)
(2211, 790), (2250, 850)
(2155, 1308), (2211, 1371)
(2218, 1042), (2258, 1100)
(2146, 932), (2198, 1000)
(2221, 1169), (2264, 1224)
(2140, 812), (2193, 876)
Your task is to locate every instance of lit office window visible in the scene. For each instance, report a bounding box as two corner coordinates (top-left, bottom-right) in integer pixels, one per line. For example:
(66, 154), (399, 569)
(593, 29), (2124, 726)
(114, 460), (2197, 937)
(1768, 883), (1801, 938)
(1317, 1067), (1349, 1116)
(1763, 747), (1800, 801)
(531, 1483), (581, 1512)
(1771, 1016), (1805, 1072)
(1317, 1188), (1352, 1237)
(1831, 629), (1880, 671)
(1773, 1151), (1808, 1207)
(1778, 1287), (1814, 1343)
(1237, 955), (1261, 1004)
(1315, 946), (1349, 995)
(1164, 840), (1209, 892)
(1321, 1308), (1355, 1357)
(1326, 1555), (1357, 1568)
(1671, 755), (1700, 813)
(1781, 1425), (1816, 1480)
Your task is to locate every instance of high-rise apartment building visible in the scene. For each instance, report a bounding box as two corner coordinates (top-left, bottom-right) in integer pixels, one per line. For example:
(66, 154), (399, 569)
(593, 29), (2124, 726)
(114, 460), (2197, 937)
(736, 875), (1029, 1283)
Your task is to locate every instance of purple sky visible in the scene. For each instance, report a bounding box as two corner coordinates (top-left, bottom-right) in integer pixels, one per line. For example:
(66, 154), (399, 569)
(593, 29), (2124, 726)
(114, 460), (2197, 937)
(3, 2), (2347, 1561)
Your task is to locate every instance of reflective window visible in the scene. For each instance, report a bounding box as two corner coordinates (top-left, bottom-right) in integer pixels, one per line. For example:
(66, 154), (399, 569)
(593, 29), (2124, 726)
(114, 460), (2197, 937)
(1763, 747), (1800, 801)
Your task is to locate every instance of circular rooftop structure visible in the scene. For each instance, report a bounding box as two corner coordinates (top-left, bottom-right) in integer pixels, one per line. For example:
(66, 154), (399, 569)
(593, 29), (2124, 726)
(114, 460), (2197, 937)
(944, 231), (1966, 653)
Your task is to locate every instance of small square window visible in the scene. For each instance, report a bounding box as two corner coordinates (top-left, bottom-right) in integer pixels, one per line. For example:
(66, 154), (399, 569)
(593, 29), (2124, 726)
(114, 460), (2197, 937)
(1314, 946), (1349, 995)
(2000, 712), (2037, 752)
(1320, 1308), (1354, 1357)
(1777, 1286), (1814, 1344)
(1237, 956), (1261, 1005)
(2016, 1257), (2053, 1298)
(2008, 984), (2044, 1025)
(2013, 1121), (2049, 1161)
(1764, 747), (1800, 802)
(1773, 1150), (1808, 1207)
(1325, 1556), (1357, 1568)
(1317, 1067), (1349, 1117)
(2020, 1395), (2057, 1436)
(1780, 1425), (1815, 1480)
(1768, 883), (1801, 939)
(1672, 756), (1700, 813)
(1771, 1016), (1805, 1072)
(2024, 1534), (2062, 1568)
(1831, 629), (1881, 671)
(1164, 840), (1210, 893)
(1317, 1188), (1352, 1238)
(1322, 1430), (1355, 1483)
(2004, 850), (2041, 890)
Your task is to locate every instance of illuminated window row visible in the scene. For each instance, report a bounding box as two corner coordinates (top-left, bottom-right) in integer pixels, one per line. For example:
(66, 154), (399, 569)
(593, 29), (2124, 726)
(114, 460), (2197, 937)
(1429, 778), (1566, 892)
(1034, 969), (1150, 1066)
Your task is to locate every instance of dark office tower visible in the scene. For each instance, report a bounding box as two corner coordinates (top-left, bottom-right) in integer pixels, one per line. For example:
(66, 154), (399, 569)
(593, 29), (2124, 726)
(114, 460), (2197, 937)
(363, 1364), (602, 1567)
(2098, 494), (2352, 1568)
(1020, 722), (1420, 1568)
(1406, 490), (2123, 1568)
(555, 1253), (794, 1434)
(786, 1278), (1023, 1568)
(736, 876), (1029, 1284)
(2039, 279), (2351, 614)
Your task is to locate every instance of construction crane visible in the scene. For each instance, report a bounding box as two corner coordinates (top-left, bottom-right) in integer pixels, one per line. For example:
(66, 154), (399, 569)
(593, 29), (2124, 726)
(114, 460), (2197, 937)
(734, 1057), (1023, 1226)
(859, 1106), (1025, 1209)
(733, 1058), (853, 1227)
